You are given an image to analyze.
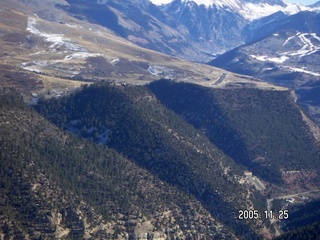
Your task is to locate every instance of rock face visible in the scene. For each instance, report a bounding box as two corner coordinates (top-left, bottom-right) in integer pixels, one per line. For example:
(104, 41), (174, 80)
(160, 0), (248, 58)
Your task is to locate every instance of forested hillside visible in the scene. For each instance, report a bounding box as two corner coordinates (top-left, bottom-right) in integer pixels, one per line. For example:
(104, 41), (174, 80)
(148, 80), (320, 186)
(2, 80), (320, 239)
(0, 87), (245, 239)
(275, 221), (320, 240)
(35, 82), (261, 238)
(283, 200), (320, 233)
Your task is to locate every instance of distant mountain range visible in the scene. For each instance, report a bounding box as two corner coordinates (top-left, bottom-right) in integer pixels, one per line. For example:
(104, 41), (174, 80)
(62, 0), (320, 61)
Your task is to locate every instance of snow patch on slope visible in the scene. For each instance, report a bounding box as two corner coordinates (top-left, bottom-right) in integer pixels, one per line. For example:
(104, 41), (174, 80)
(64, 52), (101, 61)
(250, 32), (320, 76)
(282, 32), (320, 57)
(250, 55), (289, 63)
(251, 32), (320, 63)
(27, 17), (84, 51)
(284, 66), (320, 77)
(23, 17), (105, 76)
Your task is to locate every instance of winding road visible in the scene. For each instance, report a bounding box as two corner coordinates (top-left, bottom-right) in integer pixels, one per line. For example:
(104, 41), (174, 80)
(267, 190), (320, 237)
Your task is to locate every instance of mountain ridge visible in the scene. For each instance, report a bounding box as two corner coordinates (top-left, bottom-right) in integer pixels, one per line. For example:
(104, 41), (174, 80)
(0, 87), (245, 239)
(1, 0), (320, 238)
(209, 10), (320, 124)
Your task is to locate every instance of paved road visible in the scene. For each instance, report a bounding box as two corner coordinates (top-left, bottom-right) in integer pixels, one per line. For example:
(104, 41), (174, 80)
(267, 189), (320, 237)
(266, 199), (282, 236)
(247, 175), (266, 191)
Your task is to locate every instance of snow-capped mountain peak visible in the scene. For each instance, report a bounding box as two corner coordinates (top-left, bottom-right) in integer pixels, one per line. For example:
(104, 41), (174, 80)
(150, 0), (312, 20)
(183, 0), (240, 8)
(182, 0), (292, 20)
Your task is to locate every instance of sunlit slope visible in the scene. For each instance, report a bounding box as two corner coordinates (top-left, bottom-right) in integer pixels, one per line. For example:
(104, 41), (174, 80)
(0, 2), (284, 102)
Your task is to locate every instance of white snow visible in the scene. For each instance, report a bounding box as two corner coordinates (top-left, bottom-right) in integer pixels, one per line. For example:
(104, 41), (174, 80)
(150, 0), (314, 21)
(240, 2), (284, 20)
(282, 32), (298, 46)
(110, 58), (120, 64)
(21, 59), (81, 75)
(150, 0), (175, 4)
(21, 66), (42, 74)
(282, 1), (312, 15)
(250, 31), (320, 77)
(232, 1), (309, 21)
(64, 52), (101, 60)
(21, 61), (46, 73)
(65, 23), (83, 29)
(268, 56), (289, 63)
(250, 55), (289, 63)
(148, 65), (164, 76)
(282, 32), (320, 57)
(23, 17), (104, 76)
(263, 67), (274, 71)
(284, 66), (320, 77)
(27, 17), (84, 51)
(151, 0), (241, 8)
(251, 32), (320, 70)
